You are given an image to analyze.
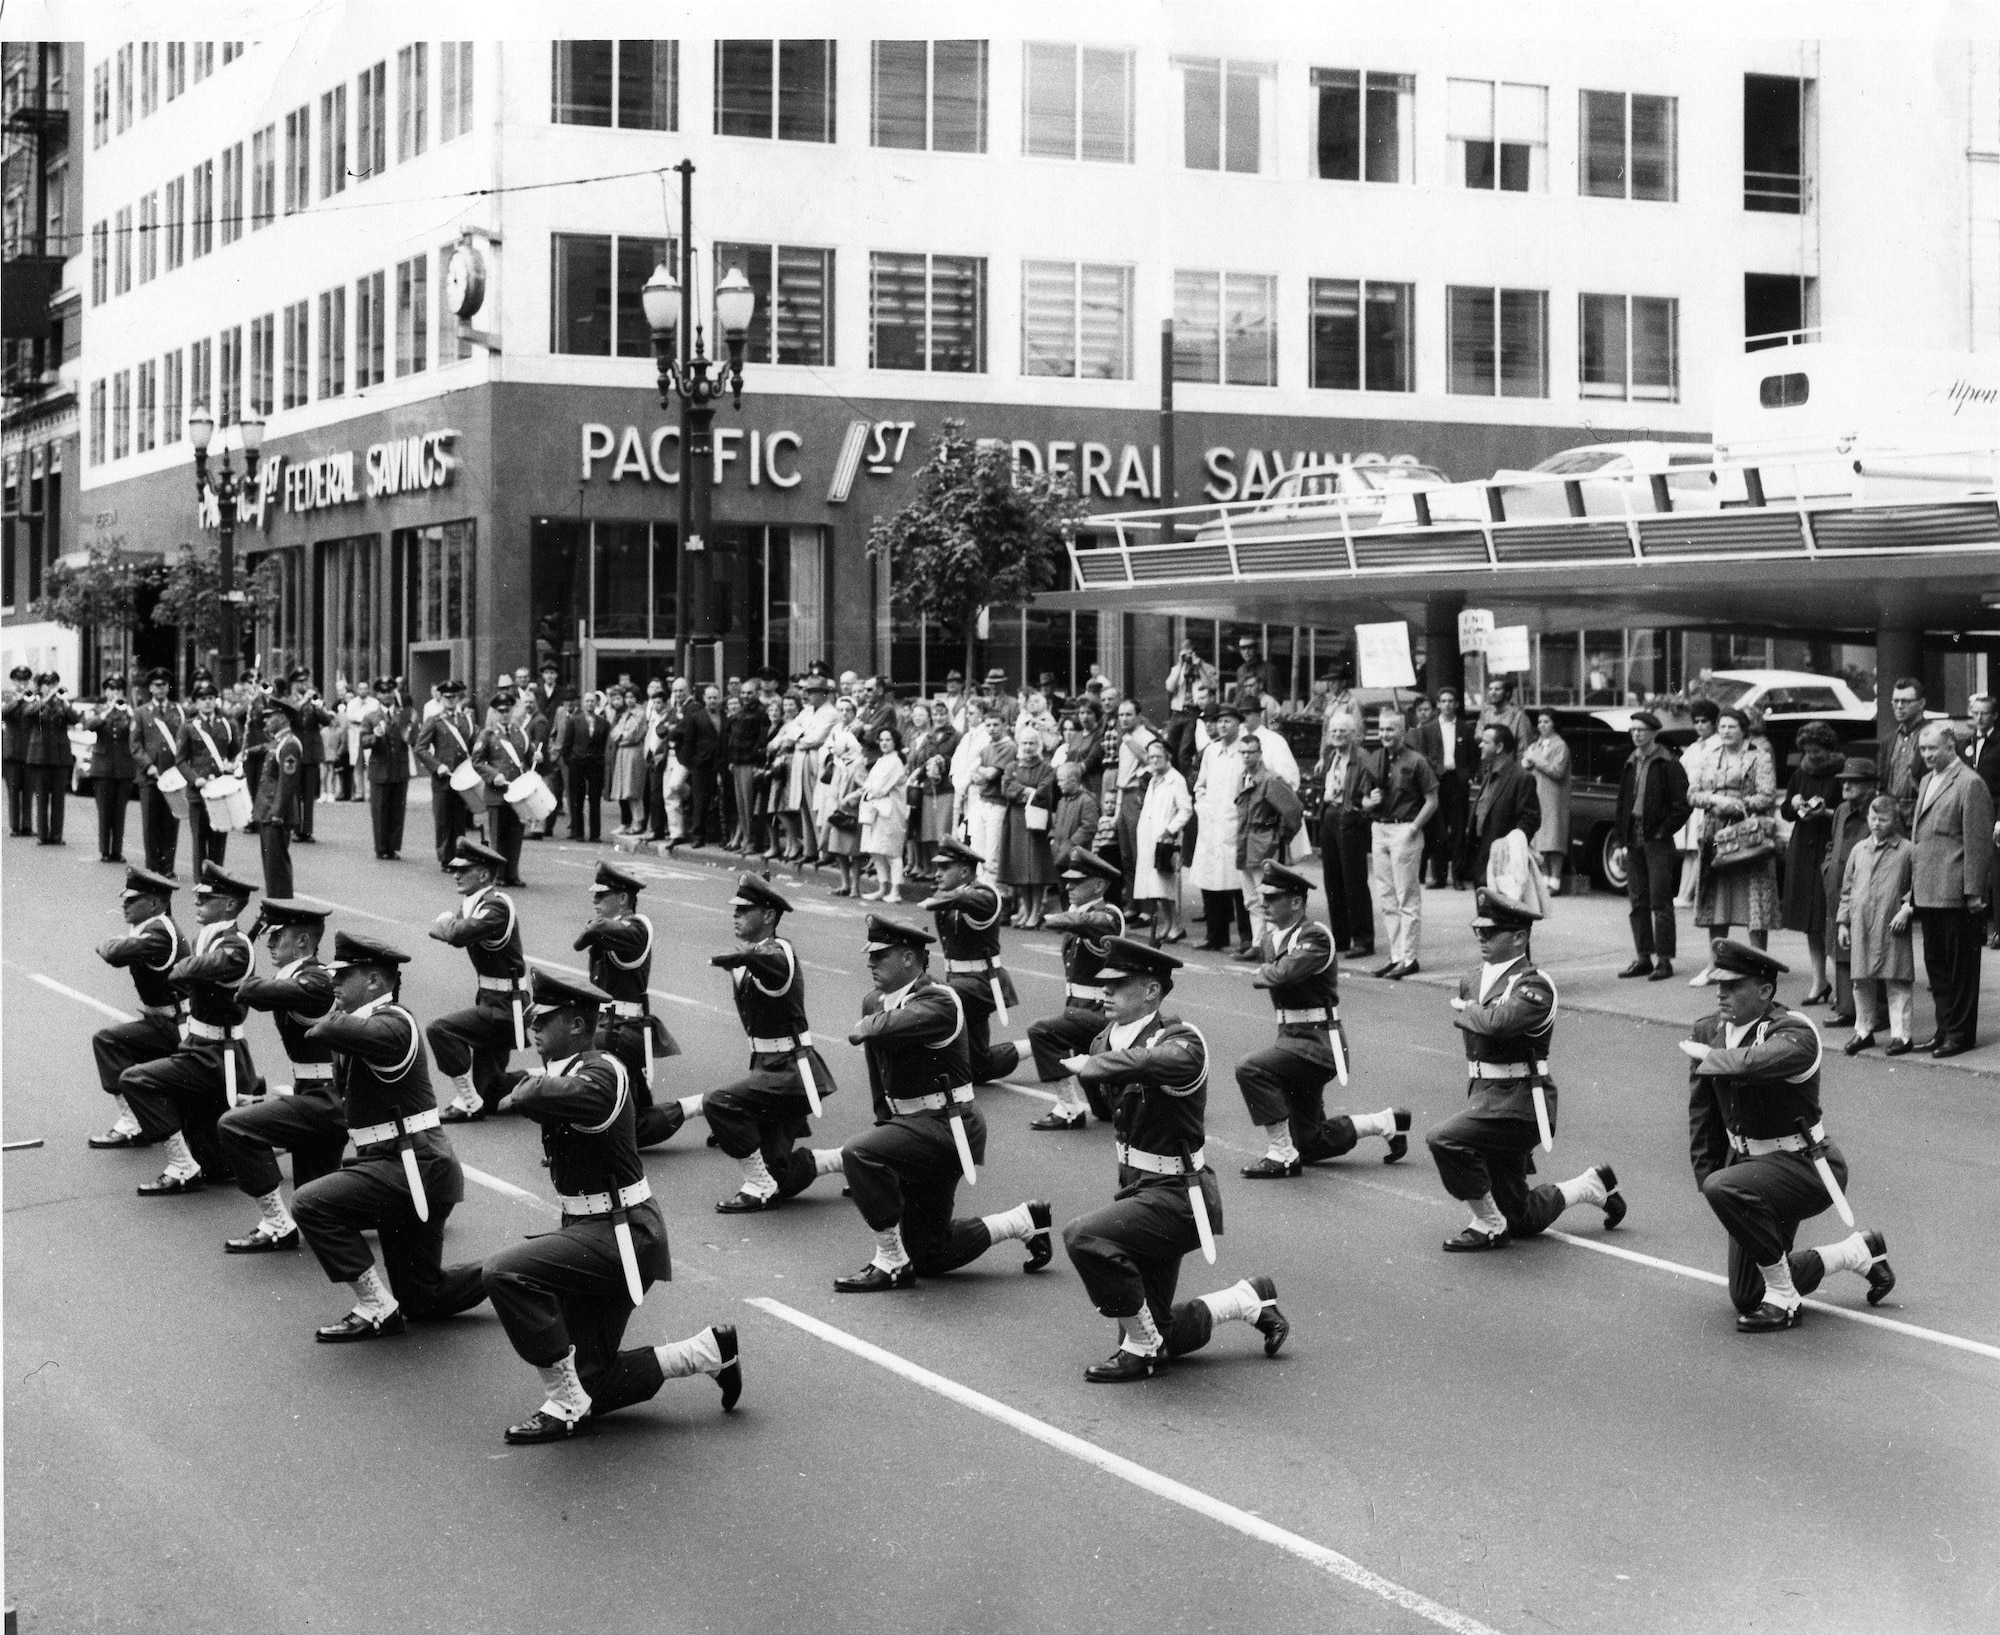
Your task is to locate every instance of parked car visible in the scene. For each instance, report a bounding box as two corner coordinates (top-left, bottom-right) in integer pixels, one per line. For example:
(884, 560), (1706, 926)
(1376, 441), (1747, 526)
(1194, 461), (1454, 542)
(1697, 667), (1880, 773)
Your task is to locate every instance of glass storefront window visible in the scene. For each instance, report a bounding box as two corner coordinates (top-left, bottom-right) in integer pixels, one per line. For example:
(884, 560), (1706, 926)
(320, 533), (382, 691)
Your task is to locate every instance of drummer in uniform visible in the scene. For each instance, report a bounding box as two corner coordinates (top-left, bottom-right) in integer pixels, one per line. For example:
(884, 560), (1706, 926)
(86, 866), (189, 1149)
(426, 838), (528, 1121)
(815, 915), (1052, 1291)
(1024, 847), (1125, 1131)
(572, 860), (690, 1148)
(118, 862), (263, 1193)
(292, 931), (488, 1341)
(1426, 889), (1627, 1251)
(177, 677), (240, 869)
(131, 668), (186, 875)
(253, 695), (304, 899)
(1235, 862), (1411, 1178)
(413, 678), (480, 870)
(216, 898), (346, 1253)
(472, 685), (534, 887)
(1684, 938), (1896, 1332)
(704, 872), (838, 1213)
(920, 839), (1022, 1085)
(477, 969), (742, 1443)
(1060, 937), (1290, 1381)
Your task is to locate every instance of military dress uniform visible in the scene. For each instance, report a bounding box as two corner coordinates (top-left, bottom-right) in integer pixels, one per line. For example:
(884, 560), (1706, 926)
(361, 684), (415, 858)
(427, 840), (529, 1118)
(217, 900), (348, 1250)
(1237, 863), (1410, 1178)
(131, 678), (186, 875)
(292, 932), (487, 1339)
(573, 862), (687, 1148)
(1686, 939), (1896, 1331)
(118, 864), (265, 1190)
(177, 700), (240, 868)
(926, 840), (1022, 1084)
(84, 683), (137, 861)
(1024, 848), (1125, 1130)
(87, 867), (190, 1148)
(413, 688), (480, 867)
(472, 715), (534, 885)
(253, 705), (304, 899)
(2, 664), (31, 835)
(1061, 937), (1288, 1380)
(477, 969), (741, 1444)
(23, 678), (82, 843)
(705, 873), (838, 1211)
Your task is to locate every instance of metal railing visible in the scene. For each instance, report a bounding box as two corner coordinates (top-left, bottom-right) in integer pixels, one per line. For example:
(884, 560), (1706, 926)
(1744, 168), (1804, 212)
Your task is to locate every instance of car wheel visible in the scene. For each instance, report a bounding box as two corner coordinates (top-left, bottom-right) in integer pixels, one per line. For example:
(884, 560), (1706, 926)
(1597, 826), (1629, 892)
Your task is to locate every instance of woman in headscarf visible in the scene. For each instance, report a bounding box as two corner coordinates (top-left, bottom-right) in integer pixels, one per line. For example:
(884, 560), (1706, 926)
(816, 697), (866, 895)
(997, 721), (1059, 927)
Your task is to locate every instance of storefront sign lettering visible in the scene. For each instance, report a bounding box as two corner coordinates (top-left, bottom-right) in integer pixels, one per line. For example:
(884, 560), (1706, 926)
(580, 423), (803, 489)
(365, 431), (459, 499)
(1199, 448), (1426, 504)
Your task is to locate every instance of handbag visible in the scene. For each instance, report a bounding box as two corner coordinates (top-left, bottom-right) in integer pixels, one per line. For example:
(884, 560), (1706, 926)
(1153, 837), (1180, 873)
(1024, 803), (1050, 833)
(1708, 814), (1776, 869)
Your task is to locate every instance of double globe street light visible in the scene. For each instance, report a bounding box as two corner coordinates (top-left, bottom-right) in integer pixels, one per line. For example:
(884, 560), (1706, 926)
(188, 404), (265, 686)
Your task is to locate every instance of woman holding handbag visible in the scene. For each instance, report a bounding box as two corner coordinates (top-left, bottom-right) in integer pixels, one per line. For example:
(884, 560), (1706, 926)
(1133, 738), (1192, 945)
(859, 727), (909, 901)
(1690, 706), (1780, 949)
(817, 701), (865, 895)
(998, 724), (1059, 926)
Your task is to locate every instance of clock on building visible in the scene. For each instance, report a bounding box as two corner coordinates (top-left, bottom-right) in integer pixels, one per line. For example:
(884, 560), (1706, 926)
(444, 243), (487, 320)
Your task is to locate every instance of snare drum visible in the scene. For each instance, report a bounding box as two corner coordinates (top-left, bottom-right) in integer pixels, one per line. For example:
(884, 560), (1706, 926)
(156, 764), (190, 821)
(504, 770), (557, 824)
(202, 773), (252, 830)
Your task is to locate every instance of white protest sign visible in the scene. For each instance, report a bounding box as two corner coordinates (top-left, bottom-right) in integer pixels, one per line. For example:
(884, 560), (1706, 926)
(1457, 608), (1495, 656)
(1355, 621), (1417, 688)
(1485, 625), (1532, 674)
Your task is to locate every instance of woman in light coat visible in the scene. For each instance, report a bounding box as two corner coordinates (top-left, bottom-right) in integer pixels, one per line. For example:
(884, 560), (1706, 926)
(998, 726), (1059, 926)
(1133, 739), (1192, 944)
(606, 691), (647, 833)
(1690, 707), (1779, 947)
(1521, 709), (1573, 895)
(1190, 717), (1247, 952)
(816, 702), (866, 894)
(1835, 793), (1916, 1052)
(859, 727), (909, 901)
(1674, 701), (1721, 907)
(762, 693), (805, 861)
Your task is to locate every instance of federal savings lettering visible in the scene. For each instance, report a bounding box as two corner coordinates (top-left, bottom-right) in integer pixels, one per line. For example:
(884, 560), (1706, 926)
(283, 430), (459, 514)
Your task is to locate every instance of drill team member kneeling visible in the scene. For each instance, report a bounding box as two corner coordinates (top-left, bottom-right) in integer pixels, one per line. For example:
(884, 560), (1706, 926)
(817, 915), (1051, 1291)
(217, 898), (346, 1252)
(86, 866), (188, 1149)
(1427, 890), (1626, 1251)
(428, 839), (528, 1121)
(1684, 938), (1895, 1332)
(1060, 938), (1288, 1380)
(479, 969), (742, 1444)
(922, 840), (1022, 1085)
(707, 873), (839, 1213)
(1024, 848), (1125, 1131)
(1235, 862), (1410, 1178)
(293, 932), (488, 1342)
(574, 862), (691, 1148)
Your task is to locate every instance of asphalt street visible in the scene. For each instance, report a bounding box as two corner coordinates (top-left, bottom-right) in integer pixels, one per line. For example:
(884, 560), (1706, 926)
(5, 805), (1998, 1635)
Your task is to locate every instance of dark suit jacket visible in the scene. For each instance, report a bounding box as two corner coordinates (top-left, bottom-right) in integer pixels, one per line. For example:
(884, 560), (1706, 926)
(1470, 758), (1542, 877)
(673, 704), (720, 770)
(562, 710), (609, 764)
(1313, 742), (1380, 837)
(1614, 748), (1692, 845)
(1961, 728), (2000, 799)
(1415, 717), (1479, 783)
(362, 706), (416, 784)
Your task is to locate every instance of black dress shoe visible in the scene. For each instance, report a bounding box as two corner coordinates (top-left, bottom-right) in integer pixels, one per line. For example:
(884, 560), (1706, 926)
(1913, 1037), (1941, 1054)
(714, 1324), (743, 1410)
(1932, 1040), (1972, 1059)
(1843, 1034), (1876, 1056)
(439, 1104), (486, 1124)
(225, 1225), (301, 1253)
(1084, 1348), (1168, 1383)
(1441, 1225), (1510, 1252)
(87, 1127), (152, 1149)
(1371, 960), (1401, 979)
(1735, 1301), (1803, 1333)
(1240, 1155), (1302, 1179)
(1249, 1275), (1288, 1357)
(1862, 1229), (1895, 1306)
(1029, 1109), (1087, 1132)
(137, 1170), (206, 1195)
(1826, 1011), (1856, 1028)
(1383, 1108), (1412, 1164)
(833, 1262), (917, 1293)
(315, 1307), (407, 1343)
(1617, 958), (1654, 979)
(1882, 1038), (1914, 1057)
(1023, 1201), (1054, 1272)
(503, 1408), (591, 1444)
(1596, 1164), (1627, 1229)
(1647, 960), (1675, 982)
(1391, 961), (1418, 979)
(716, 1190), (779, 1214)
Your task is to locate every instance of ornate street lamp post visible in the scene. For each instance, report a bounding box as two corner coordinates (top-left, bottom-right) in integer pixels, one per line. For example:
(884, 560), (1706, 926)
(188, 405), (264, 685)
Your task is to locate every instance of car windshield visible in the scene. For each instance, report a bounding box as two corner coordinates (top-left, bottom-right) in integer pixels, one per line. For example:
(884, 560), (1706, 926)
(1702, 678), (1756, 707)
(1530, 450), (1623, 476)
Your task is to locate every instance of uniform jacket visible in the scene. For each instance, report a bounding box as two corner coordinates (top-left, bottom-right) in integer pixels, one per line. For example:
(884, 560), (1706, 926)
(438, 885), (527, 988)
(1686, 1002), (1823, 1187)
(1453, 955), (1557, 1129)
(0, 688), (27, 762)
(169, 921), (256, 1030)
(253, 730), (303, 827)
(85, 701), (138, 781)
(574, 910), (678, 1062)
(513, 1049), (650, 1206)
(131, 700), (185, 779)
(851, 975), (972, 1120)
(1254, 917), (1345, 1072)
(1045, 899), (1124, 1000)
(414, 705), (478, 781)
(1076, 1011), (1219, 1218)
(1614, 746), (1692, 846)
(1910, 754), (1995, 908)
(306, 994), (462, 1199)
(21, 691), (81, 765)
(712, 936), (825, 1090)
(176, 711), (240, 783)
(361, 705), (416, 785)
(930, 882), (1020, 1008)
(290, 696), (333, 765)
(99, 913), (189, 1010)
(238, 956), (338, 1071)
(472, 720), (534, 792)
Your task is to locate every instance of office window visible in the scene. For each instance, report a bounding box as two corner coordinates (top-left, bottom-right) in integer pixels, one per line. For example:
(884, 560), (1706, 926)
(138, 193), (158, 283)
(89, 219), (107, 305)
(553, 41), (613, 124)
(1313, 68), (1414, 183)
(163, 349), (183, 443)
(113, 207), (132, 294)
(617, 40), (678, 129)
(398, 43), (428, 160)
(89, 379), (105, 464)
(1176, 57), (1275, 174)
(116, 45), (132, 133)
(45, 150), (67, 257)
(715, 40), (836, 141)
(548, 233), (675, 356)
(1447, 286), (1548, 397)
(1448, 79), (1547, 191)
(355, 271), (386, 387)
(320, 85), (347, 197)
(190, 337), (212, 421)
(1309, 279), (1414, 391)
(248, 315), (274, 417)
(1744, 75), (1803, 213)
(219, 326), (241, 423)
(441, 42), (475, 139)
(193, 43), (213, 83)
(1579, 293), (1679, 401)
(166, 43), (185, 102)
(869, 252), (986, 372)
(1023, 42), (1134, 162)
(283, 301), (309, 408)
(870, 40), (988, 152)
(251, 125), (276, 227)
(1022, 261), (1132, 379)
(1174, 270), (1277, 386)
(136, 361), (156, 453)
(140, 43), (159, 116)
(714, 243), (835, 366)
(113, 371), (131, 459)
(223, 43), (243, 66)
(395, 255), (429, 375)
(357, 62), (386, 179)
(553, 41), (678, 130)
(92, 60), (108, 147)
(164, 176), (185, 270)
(191, 159), (213, 257)
(284, 106), (309, 213)
(220, 142), (243, 244)
(1581, 90), (1677, 202)
(317, 287), (346, 398)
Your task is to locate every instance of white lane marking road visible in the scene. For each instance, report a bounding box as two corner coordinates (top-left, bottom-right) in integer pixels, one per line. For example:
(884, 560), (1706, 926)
(525, 953), (726, 1014)
(460, 1164), (558, 1216)
(745, 1296), (1507, 1635)
(28, 973), (134, 1023)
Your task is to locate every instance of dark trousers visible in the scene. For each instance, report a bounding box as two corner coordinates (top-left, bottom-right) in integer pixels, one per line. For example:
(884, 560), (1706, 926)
(1699, 1147), (1847, 1313)
(595, 1015), (688, 1149)
(120, 1040), (261, 1176)
(294, 763), (319, 838)
(1427, 770), (1470, 885)
(216, 1089), (348, 1196)
(259, 820), (294, 899)
(1318, 807), (1375, 952)
(1917, 905), (1982, 1048)
(185, 797), (227, 868)
(566, 760), (602, 840)
(140, 783), (181, 874)
(687, 764), (716, 843)
(842, 1109), (995, 1275)
(482, 1206), (670, 1413)
(489, 799), (525, 881)
(703, 1052), (833, 1197)
(333, 757), (355, 802)
(4, 759), (26, 834)
(369, 780), (408, 856)
(1199, 890), (1249, 950)
(293, 1148), (486, 1318)
(93, 1013), (183, 1095)
(430, 776), (470, 866)
(1114, 791), (1145, 907)
(30, 764), (68, 842)
(1062, 1180), (1220, 1355)
(1626, 837), (1680, 960)
(1426, 1101), (1565, 1238)
(1237, 1035), (1361, 1163)
(643, 761), (667, 839)
(1028, 1002), (1107, 1082)
(427, 995), (522, 1108)
(947, 974), (1021, 1083)
(95, 778), (133, 859)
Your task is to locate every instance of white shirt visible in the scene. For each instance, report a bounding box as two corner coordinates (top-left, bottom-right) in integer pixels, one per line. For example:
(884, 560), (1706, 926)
(1724, 1019), (1754, 1049)
(1107, 1010), (1159, 1049)
(1438, 717), (1458, 772)
(1478, 954), (1524, 1002)
(1323, 748), (1350, 804)
(879, 976), (919, 1012)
